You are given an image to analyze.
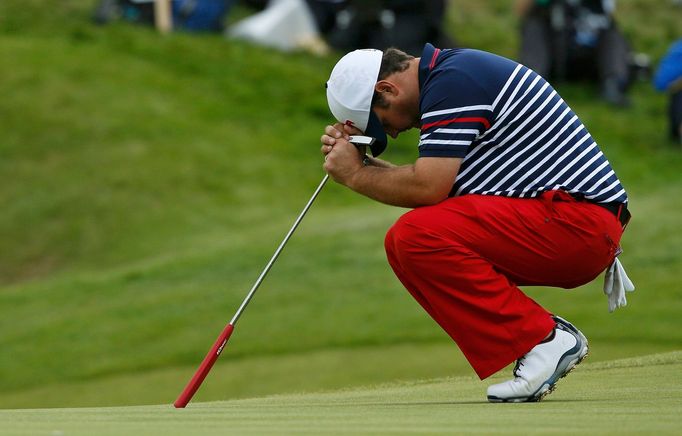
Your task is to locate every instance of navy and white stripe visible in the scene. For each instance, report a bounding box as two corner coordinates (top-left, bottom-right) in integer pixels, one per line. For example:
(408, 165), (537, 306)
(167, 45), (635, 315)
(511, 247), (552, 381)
(417, 44), (628, 204)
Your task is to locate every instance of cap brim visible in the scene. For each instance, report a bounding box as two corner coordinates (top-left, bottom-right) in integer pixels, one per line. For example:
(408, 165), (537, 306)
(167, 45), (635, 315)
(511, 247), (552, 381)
(365, 111), (387, 157)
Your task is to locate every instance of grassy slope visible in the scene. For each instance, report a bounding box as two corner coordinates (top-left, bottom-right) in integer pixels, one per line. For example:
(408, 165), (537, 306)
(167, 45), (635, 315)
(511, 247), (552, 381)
(1, 0), (681, 408)
(1, 352), (681, 435)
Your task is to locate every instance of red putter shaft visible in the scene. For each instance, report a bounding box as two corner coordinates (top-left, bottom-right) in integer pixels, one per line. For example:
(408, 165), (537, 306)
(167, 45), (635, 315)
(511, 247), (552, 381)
(173, 323), (234, 408)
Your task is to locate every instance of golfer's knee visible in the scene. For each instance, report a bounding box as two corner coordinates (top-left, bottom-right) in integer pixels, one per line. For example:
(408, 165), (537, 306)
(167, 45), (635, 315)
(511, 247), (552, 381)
(385, 207), (474, 266)
(385, 210), (428, 260)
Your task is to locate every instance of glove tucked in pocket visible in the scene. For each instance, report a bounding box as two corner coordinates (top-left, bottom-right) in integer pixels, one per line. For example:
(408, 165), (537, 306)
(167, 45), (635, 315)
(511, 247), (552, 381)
(603, 257), (635, 312)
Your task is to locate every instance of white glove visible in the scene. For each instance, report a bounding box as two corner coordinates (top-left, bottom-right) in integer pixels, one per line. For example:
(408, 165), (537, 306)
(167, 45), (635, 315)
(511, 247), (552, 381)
(603, 258), (635, 313)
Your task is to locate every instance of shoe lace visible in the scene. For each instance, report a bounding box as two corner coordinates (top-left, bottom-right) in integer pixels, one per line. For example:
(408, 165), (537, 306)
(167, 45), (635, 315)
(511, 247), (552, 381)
(513, 357), (525, 377)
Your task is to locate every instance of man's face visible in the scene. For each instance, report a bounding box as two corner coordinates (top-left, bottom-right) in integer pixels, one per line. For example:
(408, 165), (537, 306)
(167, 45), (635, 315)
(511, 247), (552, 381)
(372, 93), (421, 139)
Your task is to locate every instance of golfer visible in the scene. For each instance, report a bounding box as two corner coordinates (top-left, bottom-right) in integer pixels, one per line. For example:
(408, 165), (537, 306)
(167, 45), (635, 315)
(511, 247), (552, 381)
(321, 44), (633, 402)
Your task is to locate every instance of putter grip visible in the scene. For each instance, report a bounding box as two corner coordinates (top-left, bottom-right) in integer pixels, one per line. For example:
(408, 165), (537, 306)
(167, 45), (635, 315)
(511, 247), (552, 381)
(174, 323), (235, 408)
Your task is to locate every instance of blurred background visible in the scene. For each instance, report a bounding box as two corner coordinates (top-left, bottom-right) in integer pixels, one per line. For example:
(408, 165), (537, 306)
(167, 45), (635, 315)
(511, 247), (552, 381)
(0, 0), (680, 408)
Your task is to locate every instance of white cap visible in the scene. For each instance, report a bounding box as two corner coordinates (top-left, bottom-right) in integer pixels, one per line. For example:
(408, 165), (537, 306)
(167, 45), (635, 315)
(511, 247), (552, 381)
(326, 49), (387, 156)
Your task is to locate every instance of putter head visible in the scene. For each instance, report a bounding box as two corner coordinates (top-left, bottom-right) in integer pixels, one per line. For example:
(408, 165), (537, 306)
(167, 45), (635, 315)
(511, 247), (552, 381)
(349, 135), (376, 148)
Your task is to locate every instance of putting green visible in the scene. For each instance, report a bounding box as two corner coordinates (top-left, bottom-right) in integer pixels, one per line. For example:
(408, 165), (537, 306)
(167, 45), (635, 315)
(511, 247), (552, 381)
(1, 351), (680, 435)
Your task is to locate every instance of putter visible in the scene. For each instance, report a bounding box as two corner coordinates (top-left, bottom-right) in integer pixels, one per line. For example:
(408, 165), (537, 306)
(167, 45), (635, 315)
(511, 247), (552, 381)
(173, 136), (374, 408)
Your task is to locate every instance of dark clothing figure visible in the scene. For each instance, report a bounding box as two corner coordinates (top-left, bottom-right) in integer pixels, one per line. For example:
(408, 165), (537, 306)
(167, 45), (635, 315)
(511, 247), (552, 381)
(93, 0), (232, 32)
(308, 0), (454, 56)
(517, 0), (632, 106)
(670, 91), (682, 142)
(653, 39), (682, 143)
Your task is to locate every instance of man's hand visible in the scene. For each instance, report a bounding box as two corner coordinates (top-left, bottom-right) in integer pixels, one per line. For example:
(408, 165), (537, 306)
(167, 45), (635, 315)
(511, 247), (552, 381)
(320, 123), (365, 186)
(320, 122), (361, 158)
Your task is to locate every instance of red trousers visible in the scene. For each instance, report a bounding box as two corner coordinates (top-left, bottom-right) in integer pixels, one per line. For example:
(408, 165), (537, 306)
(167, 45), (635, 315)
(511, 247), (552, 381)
(384, 191), (623, 379)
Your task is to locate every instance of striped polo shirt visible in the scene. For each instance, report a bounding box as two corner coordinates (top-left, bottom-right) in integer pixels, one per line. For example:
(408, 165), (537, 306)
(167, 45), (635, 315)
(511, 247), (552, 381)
(418, 44), (628, 204)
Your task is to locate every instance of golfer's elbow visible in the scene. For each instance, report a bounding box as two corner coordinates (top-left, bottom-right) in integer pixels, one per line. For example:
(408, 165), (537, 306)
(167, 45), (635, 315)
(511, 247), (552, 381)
(410, 157), (460, 206)
(412, 184), (452, 207)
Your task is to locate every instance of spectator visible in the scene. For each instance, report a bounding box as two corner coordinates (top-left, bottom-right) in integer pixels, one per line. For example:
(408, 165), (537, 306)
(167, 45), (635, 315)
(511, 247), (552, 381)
(94, 0), (156, 25)
(93, 0), (233, 32)
(313, 0), (454, 56)
(516, 0), (633, 106)
(653, 39), (682, 144)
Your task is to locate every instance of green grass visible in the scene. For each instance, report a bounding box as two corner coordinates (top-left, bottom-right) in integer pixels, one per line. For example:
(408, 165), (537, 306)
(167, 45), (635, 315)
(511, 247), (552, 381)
(1, 341), (675, 410)
(1, 352), (681, 435)
(0, 0), (681, 412)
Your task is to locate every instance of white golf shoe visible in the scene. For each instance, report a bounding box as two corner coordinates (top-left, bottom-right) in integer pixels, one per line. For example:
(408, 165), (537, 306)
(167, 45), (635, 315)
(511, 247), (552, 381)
(487, 316), (589, 403)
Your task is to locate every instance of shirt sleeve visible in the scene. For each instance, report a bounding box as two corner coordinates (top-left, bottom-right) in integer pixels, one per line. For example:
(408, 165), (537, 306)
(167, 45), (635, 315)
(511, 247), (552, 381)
(418, 68), (495, 158)
(653, 40), (682, 92)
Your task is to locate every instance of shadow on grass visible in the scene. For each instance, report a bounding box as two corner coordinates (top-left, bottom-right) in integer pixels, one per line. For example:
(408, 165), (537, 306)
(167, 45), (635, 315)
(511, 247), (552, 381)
(356, 398), (602, 406)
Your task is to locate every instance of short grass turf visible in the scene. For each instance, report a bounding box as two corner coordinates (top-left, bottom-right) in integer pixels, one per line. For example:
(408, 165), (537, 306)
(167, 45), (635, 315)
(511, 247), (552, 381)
(1, 351), (681, 435)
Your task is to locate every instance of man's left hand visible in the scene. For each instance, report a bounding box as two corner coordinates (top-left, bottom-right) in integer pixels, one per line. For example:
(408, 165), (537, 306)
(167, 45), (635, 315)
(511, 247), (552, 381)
(323, 136), (366, 186)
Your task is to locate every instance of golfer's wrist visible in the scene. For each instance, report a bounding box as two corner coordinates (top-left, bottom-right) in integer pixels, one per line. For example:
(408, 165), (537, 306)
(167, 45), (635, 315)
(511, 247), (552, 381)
(347, 160), (369, 191)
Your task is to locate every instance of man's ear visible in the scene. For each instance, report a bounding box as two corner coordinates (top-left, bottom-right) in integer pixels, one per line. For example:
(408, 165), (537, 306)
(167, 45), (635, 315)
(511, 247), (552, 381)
(375, 80), (398, 97)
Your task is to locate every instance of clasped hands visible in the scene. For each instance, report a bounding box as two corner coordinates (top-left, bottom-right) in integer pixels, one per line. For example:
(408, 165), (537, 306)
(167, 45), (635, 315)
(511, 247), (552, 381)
(320, 123), (367, 186)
